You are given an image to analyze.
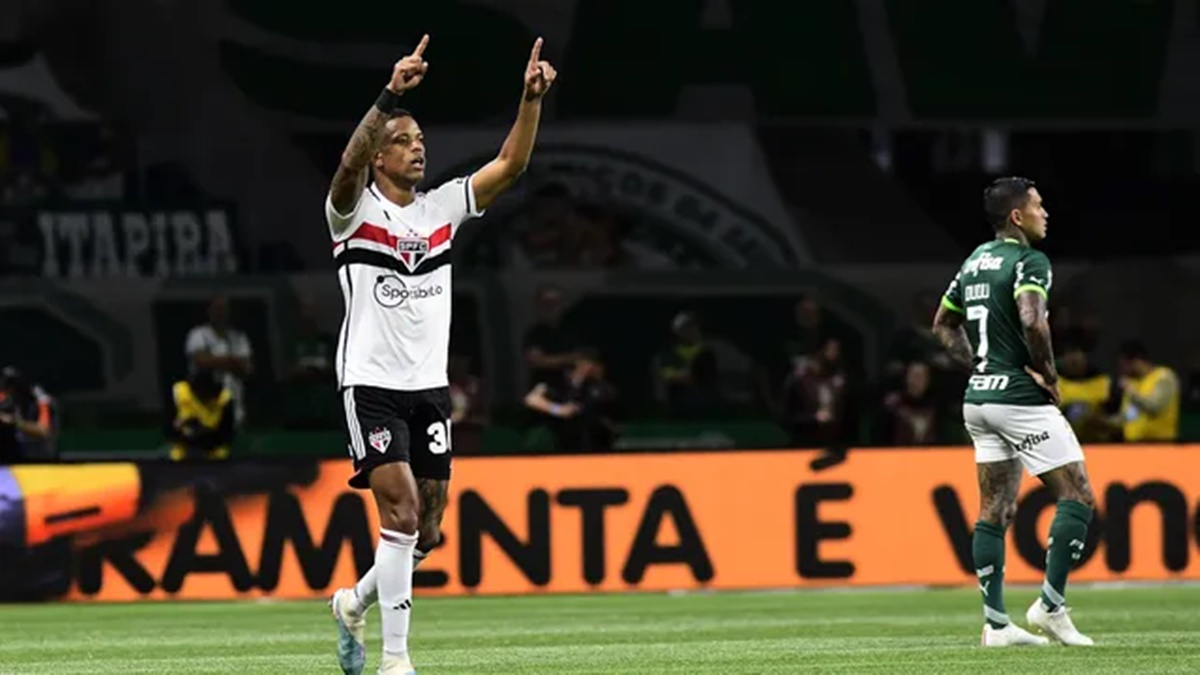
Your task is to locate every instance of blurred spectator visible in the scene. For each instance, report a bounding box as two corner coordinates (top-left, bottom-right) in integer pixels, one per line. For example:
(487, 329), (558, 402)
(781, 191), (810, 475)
(165, 367), (234, 461)
(2, 167), (49, 207)
(523, 285), (578, 386)
(1113, 341), (1180, 442)
(0, 366), (56, 463)
(286, 298), (335, 385)
(185, 296), (254, 426)
(706, 335), (756, 407)
(781, 336), (849, 447)
(884, 292), (957, 391)
(880, 361), (941, 446)
(1051, 306), (1101, 354)
(280, 298), (336, 428)
(519, 183), (573, 267)
(524, 348), (617, 452)
(449, 355), (485, 427)
(785, 295), (827, 362)
(573, 204), (629, 269)
(63, 124), (126, 201)
(654, 311), (721, 416)
(1057, 344), (1116, 443)
(449, 355), (486, 454)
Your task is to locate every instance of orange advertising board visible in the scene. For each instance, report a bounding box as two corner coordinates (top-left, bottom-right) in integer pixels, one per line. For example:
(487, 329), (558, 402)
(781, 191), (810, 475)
(1, 445), (1198, 602)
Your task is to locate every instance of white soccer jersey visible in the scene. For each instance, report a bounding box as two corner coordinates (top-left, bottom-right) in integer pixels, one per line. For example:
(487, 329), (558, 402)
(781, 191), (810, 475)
(327, 176), (483, 391)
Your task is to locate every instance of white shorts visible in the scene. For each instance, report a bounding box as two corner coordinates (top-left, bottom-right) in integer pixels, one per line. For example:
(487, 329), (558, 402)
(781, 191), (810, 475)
(963, 403), (1085, 476)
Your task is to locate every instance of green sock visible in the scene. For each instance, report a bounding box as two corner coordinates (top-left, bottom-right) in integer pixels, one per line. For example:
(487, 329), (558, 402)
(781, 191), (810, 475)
(1041, 500), (1093, 611)
(973, 520), (1009, 628)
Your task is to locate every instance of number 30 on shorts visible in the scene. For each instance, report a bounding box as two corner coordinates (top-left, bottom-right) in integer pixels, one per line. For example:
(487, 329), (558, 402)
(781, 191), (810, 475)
(427, 420), (451, 455)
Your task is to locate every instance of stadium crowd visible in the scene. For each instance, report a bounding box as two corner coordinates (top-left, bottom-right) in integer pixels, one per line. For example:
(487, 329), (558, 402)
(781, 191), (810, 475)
(1, 120), (1197, 461)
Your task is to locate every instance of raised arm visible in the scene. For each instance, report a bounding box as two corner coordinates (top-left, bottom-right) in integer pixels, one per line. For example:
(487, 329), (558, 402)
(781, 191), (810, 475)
(328, 35), (430, 231)
(471, 38), (558, 211)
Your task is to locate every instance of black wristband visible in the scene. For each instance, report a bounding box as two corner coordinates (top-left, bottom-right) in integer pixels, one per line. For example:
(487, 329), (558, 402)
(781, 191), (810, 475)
(374, 87), (405, 114)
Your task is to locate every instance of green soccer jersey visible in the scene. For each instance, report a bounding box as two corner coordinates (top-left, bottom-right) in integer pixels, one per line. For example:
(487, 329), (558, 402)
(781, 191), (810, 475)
(941, 238), (1054, 406)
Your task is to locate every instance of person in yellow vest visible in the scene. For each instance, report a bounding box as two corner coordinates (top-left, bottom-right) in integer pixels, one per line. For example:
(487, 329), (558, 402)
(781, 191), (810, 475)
(1057, 345), (1116, 442)
(165, 367), (235, 461)
(1114, 341), (1180, 442)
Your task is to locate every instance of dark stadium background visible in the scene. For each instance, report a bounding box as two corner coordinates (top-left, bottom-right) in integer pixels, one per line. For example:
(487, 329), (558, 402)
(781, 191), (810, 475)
(1, 2), (1199, 671)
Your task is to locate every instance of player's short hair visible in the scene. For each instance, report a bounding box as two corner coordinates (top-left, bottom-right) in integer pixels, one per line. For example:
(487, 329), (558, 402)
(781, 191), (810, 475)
(373, 109), (416, 155)
(1118, 340), (1149, 361)
(983, 177), (1037, 231)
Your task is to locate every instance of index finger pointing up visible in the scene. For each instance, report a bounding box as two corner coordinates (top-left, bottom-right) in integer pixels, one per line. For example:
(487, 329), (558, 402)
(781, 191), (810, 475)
(412, 34), (430, 57)
(529, 37), (543, 64)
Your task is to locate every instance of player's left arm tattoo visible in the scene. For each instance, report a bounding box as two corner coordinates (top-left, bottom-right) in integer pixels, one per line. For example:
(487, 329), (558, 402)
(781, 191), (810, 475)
(931, 304), (974, 372)
(1017, 291), (1058, 386)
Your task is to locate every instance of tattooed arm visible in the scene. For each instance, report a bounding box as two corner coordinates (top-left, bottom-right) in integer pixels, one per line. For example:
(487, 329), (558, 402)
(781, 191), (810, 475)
(1017, 291), (1061, 404)
(328, 35), (430, 233)
(1017, 291), (1057, 387)
(931, 304), (975, 373)
(328, 107), (390, 229)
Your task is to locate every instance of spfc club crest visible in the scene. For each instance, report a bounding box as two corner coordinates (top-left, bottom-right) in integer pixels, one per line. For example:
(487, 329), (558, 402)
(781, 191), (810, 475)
(397, 237), (429, 273)
(368, 426), (392, 453)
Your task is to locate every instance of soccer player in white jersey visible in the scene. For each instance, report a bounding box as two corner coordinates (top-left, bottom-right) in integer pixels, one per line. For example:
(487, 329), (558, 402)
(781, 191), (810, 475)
(324, 34), (557, 675)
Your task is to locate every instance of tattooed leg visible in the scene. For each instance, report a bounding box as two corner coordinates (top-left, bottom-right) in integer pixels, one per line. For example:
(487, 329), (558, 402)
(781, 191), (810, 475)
(415, 478), (449, 568)
(975, 458), (1022, 627)
(343, 479), (449, 611)
(978, 458), (1023, 527)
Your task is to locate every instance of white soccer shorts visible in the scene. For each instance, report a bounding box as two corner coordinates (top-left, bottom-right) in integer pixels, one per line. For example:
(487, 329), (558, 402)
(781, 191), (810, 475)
(963, 403), (1085, 476)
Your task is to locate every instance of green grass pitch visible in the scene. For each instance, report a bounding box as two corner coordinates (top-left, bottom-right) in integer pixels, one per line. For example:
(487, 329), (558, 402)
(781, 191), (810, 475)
(2, 585), (1199, 673)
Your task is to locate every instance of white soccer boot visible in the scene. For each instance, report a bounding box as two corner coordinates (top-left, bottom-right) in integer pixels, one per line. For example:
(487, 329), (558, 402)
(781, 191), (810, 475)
(378, 654), (417, 674)
(1027, 599), (1094, 646)
(981, 622), (1051, 647)
(330, 588), (367, 674)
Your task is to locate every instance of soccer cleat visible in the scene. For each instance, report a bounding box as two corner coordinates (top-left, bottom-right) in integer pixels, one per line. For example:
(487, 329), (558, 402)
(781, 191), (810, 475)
(1026, 599), (1094, 646)
(330, 588), (367, 675)
(981, 622), (1051, 647)
(378, 654), (416, 674)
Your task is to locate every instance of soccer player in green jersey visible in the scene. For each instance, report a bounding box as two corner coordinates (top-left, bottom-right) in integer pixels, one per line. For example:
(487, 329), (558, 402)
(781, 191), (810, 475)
(932, 177), (1096, 647)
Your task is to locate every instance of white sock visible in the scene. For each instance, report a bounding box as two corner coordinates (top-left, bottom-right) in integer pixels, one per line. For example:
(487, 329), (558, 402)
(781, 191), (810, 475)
(350, 566), (377, 615)
(376, 528), (417, 659)
(350, 545), (432, 614)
